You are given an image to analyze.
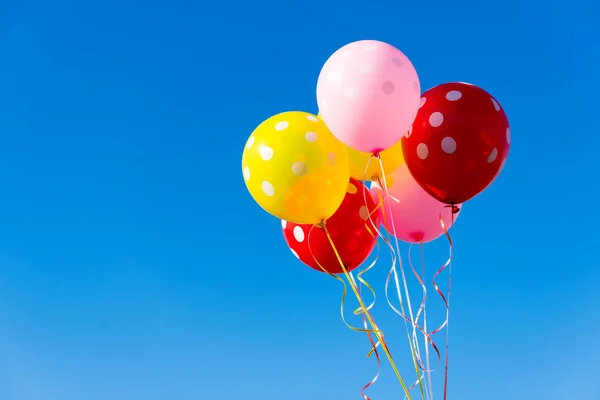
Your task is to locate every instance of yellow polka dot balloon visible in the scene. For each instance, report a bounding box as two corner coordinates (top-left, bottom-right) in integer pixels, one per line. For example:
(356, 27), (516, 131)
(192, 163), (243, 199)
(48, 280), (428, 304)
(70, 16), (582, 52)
(346, 139), (405, 182)
(242, 111), (350, 224)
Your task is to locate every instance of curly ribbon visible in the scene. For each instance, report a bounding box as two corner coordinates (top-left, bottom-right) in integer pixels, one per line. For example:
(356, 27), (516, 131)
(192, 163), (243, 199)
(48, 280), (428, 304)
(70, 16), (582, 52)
(306, 224), (384, 400)
(374, 156), (427, 400)
(356, 268), (382, 400)
(436, 205), (457, 400)
(316, 222), (414, 400)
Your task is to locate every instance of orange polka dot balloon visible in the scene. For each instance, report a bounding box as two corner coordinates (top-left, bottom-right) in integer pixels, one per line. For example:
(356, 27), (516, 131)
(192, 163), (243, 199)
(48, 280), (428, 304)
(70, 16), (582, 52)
(402, 82), (511, 205)
(281, 178), (380, 274)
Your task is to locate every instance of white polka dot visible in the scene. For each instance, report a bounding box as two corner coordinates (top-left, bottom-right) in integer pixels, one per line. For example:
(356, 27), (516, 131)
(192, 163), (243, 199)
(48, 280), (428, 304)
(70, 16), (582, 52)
(429, 112), (444, 127)
(246, 136), (255, 149)
(441, 137), (457, 154)
(392, 58), (403, 68)
(359, 206), (369, 220)
(292, 162), (308, 176)
(328, 71), (342, 83)
(446, 90), (462, 101)
(306, 115), (318, 122)
(419, 97), (427, 108)
(261, 181), (274, 196)
(359, 63), (372, 73)
(281, 220), (287, 229)
(243, 166), (250, 181)
(382, 81), (395, 95)
(490, 98), (500, 111)
(347, 183), (358, 194)
(328, 152), (336, 166)
(506, 127), (511, 144)
(342, 50), (353, 57)
(366, 44), (377, 51)
(487, 148), (498, 163)
(417, 143), (428, 160)
(290, 248), (300, 259)
(305, 131), (318, 142)
(260, 146), (274, 161)
(293, 226), (305, 242)
(345, 86), (359, 99)
(275, 121), (289, 131)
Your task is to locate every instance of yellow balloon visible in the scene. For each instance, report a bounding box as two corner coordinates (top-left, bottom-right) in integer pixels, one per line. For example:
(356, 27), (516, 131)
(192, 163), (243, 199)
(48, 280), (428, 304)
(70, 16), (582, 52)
(346, 139), (405, 181)
(242, 111), (350, 224)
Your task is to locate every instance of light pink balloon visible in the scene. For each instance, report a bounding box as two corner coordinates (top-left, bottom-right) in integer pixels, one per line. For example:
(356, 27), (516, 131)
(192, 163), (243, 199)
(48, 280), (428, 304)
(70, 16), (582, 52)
(370, 164), (462, 244)
(316, 40), (421, 153)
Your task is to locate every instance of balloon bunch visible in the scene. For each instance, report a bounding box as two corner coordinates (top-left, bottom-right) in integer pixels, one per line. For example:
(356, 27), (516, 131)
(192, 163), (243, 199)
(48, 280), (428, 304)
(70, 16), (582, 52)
(241, 39), (511, 400)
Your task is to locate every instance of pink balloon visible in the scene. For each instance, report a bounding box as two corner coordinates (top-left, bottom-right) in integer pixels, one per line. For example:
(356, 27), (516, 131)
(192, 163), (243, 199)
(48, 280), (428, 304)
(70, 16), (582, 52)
(316, 40), (421, 153)
(370, 164), (462, 244)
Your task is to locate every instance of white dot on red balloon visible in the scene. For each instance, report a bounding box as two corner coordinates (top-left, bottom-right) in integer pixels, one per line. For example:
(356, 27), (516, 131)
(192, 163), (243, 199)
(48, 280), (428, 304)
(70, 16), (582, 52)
(382, 81), (395, 95)
(491, 98), (500, 111)
(292, 162), (308, 176)
(243, 166), (250, 181)
(506, 127), (511, 144)
(487, 148), (498, 163)
(359, 206), (369, 220)
(262, 181), (275, 197)
(345, 86), (359, 99)
(392, 58), (403, 68)
(441, 137), (456, 154)
(419, 97), (427, 108)
(446, 90), (462, 101)
(281, 220), (287, 229)
(429, 112), (443, 127)
(417, 143), (429, 160)
(275, 121), (289, 131)
(305, 131), (318, 142)
(293, 226), (305, 242)
(360, 63), (372, 73)
(306, 115), (318, 122)
(290, 248), (300, 259)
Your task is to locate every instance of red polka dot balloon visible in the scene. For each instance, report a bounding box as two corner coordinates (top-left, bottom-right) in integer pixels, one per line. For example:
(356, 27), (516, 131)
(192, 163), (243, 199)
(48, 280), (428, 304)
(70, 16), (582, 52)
(402, 82), (511, 205)
(282, 178), (380, 274)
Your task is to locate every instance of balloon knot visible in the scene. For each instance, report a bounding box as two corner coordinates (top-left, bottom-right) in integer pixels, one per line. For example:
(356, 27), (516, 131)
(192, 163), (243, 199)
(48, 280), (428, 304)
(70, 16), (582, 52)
(372, 151), (381, 158)
(451, 205), (460, 214)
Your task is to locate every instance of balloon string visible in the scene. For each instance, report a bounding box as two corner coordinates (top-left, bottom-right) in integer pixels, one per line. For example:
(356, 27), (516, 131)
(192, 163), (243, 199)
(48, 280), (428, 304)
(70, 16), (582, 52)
(319, 222), (414, 400)
(357, 266), (382, 400)
(307, 225), (382, 399)
(434, 206), (457, 400)
(376, 157), (426, 400)
(418, 242), (435, 400)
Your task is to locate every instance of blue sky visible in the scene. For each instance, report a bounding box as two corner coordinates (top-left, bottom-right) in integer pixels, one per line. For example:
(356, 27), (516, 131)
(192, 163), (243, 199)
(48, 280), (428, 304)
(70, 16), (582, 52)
(1, 0), (599, 399)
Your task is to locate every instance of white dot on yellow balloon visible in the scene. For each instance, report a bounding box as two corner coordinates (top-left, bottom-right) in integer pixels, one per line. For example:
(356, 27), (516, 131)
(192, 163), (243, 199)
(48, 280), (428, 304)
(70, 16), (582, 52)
(260, 146), (274, 161)
(275, 121), (289, 131)
(328, 152), (337, 166)
(305, 131), (317, 142)
(347, 182), (358, 194)
(246, 136), (255, 149)
(243, 166), (250, 181)
(292, 162), (308, 176)
(359, 206), (369, 220)
(306, 115), (318, 122)
(262, 181), (275, 197)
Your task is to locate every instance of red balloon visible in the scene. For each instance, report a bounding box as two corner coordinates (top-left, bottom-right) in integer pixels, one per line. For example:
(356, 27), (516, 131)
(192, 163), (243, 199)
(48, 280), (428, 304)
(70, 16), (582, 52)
(282, 178), (380, 274)
(402, 82), (511, 205)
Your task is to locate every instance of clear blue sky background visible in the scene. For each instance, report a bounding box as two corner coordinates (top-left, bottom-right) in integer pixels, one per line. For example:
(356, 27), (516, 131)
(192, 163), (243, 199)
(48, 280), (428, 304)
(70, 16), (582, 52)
(1, 0), (599, 399)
